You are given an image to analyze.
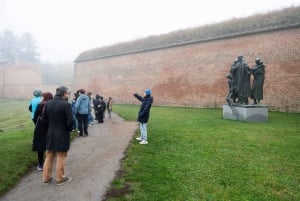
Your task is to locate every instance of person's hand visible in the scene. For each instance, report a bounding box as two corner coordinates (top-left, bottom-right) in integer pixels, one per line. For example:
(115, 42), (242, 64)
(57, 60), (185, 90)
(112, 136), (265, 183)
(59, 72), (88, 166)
(130, 90), (136, 94)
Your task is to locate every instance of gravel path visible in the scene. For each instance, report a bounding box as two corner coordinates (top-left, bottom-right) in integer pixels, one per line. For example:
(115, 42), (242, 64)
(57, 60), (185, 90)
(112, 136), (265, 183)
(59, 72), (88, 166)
(0, 113), (137, 201)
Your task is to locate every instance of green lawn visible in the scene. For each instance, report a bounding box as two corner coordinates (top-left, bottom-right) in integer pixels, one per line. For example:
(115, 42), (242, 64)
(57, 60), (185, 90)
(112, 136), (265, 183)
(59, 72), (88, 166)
(106, 105), (300, 201)
(0, 99), (299, 201)
(0, 98), (36, 195)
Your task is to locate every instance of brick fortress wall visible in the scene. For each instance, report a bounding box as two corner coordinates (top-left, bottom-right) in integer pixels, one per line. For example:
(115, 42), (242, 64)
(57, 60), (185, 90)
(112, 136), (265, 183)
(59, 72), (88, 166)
(74, 27), (300, 112)
(0, 63), (57, 99)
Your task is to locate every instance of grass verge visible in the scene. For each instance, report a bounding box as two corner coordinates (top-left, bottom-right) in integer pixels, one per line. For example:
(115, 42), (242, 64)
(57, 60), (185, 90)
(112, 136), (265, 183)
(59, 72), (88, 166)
(104, 104), (300, 201)
(0, 98), (77, 196)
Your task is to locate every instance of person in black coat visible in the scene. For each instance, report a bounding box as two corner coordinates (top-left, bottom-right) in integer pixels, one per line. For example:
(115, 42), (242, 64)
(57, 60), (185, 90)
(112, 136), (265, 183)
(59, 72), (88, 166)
(42, 86), (73, 185)
(32, 92), (53, 171)
(132, 89), (153, 145)
(93, 94), (106, 123)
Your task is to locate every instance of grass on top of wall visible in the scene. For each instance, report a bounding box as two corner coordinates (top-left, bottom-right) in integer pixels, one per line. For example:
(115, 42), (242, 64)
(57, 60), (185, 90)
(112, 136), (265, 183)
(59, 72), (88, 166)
(105, 104), (300, 201)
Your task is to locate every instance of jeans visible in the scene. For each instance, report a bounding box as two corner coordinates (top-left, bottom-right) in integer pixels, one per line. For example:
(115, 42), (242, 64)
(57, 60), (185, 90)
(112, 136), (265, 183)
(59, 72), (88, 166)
(72, 113), (78, 130)
(139, 123), (147, 141)
(76, 113), (88, 135)
(43, 151), (67, 182)
(108, 109), (112, 118)
(88, 112), (94, 124)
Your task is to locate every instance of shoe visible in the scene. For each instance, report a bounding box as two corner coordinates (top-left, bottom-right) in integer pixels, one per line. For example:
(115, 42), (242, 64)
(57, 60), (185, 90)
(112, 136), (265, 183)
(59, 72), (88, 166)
(43, 177), (53, 185)
(37, 164), (43, 171)
(56, 177), (72, 186)
(136, 137), (142, 141)
(139, 140), (148, 145)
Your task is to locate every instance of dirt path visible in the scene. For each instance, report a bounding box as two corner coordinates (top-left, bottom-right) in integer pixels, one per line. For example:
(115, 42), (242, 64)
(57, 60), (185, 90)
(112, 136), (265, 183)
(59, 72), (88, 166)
(0, 113), (137, 201)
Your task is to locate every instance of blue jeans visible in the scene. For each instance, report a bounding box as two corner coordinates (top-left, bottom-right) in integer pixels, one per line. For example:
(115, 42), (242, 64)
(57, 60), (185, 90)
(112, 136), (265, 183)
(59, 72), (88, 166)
(72, 114), (78, 130)
(88, 112), (94, 124)
(139, 123), (147, 141)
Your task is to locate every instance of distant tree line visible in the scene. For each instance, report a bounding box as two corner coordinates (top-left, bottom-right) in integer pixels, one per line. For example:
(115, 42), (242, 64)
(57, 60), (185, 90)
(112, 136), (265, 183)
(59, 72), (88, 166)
(0, 30), (40, 63)
(0, 30), (75, 85)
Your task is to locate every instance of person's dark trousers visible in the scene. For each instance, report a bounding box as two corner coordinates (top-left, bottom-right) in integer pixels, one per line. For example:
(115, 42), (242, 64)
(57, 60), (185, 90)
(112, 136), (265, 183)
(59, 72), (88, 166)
(38, 151), (44, 166)
(76, 113), (89, 136)
(98, 111), (104, 123)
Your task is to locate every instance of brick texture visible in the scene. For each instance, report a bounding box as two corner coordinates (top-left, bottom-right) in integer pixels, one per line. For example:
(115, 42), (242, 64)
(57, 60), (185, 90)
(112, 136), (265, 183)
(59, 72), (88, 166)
(74, 27), (299, 112)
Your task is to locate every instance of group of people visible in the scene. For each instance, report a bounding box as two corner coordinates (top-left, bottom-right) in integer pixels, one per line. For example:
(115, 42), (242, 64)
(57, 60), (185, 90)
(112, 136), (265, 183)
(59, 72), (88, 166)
(71, 89), (113, 137)
(226, 55), (265, 107)
(28, 86), (153, 186)
(29, 86), (73, 185)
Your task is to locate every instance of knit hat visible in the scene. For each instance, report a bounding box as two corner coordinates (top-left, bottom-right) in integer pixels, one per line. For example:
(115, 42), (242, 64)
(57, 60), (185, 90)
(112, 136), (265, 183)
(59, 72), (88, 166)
(145, 89), (151, 95)
(33, 89), (42, 97)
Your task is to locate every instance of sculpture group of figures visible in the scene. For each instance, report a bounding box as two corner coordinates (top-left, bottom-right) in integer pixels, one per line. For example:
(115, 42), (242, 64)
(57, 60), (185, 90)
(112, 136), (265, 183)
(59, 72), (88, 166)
(226, 55), (265, 109)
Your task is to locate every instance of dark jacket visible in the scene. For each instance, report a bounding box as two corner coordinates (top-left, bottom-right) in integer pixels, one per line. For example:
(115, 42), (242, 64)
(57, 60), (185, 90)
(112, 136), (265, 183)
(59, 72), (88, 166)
(43, 96), (73, 152)
(134, 93), (153, 123)
(32, 103), (48, 152)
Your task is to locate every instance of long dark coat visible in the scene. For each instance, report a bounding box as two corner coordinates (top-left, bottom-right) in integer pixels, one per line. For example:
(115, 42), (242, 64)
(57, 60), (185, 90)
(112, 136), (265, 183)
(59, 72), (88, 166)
(236, 62), (251, 99)
(93, 98), (106, 123)
(43, 96), (73, 152)
(134, 93), (153, 123)
(32, 103), (47, 152)
(251, 63), (265, 101)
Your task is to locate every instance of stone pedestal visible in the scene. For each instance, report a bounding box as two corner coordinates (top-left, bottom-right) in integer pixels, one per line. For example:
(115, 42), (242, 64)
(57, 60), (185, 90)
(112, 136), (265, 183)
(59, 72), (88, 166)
(223, 104), (268, 122)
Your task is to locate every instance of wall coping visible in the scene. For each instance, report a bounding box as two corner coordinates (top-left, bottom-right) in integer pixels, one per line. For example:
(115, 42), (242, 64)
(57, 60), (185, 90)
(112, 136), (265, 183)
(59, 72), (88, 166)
(75, 24), (300, 63)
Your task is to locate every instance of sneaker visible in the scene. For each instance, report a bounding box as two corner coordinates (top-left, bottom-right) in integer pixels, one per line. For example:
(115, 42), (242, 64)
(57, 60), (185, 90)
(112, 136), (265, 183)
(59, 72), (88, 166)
(136, 137), (142, 141)
(139, 140), (148, 145)
(43, 177), (53, 185)
(37, 164), (43, 171)
(56, 177), (72, 186)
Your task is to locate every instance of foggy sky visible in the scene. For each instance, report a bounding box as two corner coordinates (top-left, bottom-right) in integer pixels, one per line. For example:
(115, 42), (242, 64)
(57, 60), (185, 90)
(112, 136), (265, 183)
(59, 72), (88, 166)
(1, 0), (300, 63)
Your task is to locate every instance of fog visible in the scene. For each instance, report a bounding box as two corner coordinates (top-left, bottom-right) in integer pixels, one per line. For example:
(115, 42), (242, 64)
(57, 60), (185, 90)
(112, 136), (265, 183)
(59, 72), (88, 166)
(1, 0), (300, 63)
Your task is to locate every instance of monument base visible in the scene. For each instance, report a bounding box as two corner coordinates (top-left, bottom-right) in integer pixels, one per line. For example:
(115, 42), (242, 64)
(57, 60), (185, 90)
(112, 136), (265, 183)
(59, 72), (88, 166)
(223, 104), (268, 122)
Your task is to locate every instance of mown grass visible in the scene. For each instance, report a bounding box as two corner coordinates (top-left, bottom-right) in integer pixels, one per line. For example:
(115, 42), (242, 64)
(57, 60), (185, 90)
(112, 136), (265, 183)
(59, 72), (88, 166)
(0, 98), (77, 196)
(106, 105), (300, 201)
(0, 98), (36, 195)
(0, 99), (299, 200)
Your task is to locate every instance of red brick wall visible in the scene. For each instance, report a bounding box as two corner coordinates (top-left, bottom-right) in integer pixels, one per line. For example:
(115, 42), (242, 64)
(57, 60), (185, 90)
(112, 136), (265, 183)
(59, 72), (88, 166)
(74, 27), (300, 112)
(0, 63), (57, 99)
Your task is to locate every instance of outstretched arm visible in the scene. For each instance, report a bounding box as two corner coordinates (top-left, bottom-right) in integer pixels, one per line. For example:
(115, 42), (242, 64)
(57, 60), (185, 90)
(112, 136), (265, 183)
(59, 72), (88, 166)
(131, 90), (144, 102)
